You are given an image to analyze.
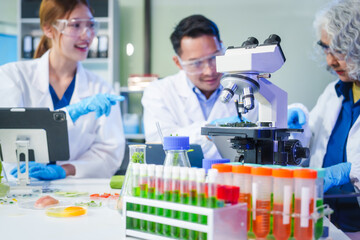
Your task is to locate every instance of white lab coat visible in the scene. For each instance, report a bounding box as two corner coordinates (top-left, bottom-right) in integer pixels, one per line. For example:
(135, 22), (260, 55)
(141, 70), (258, 159)
(0, 51), (125, 178)
(291, 80), (360, 191)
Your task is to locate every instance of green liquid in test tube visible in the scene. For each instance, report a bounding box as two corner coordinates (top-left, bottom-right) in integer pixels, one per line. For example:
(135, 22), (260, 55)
(189, 168), (199, 240)
(180, 167), (190, 240)
(197, 168), (207, 240)
(163, 166), (173, 237)
(131, 163), (141, 230)
(171, 167), (181, 239)
(147, 164), (156, 233)
(207, 169), (218, 209)
(155, 165), (164, 235)
(139, 164), (148, 231)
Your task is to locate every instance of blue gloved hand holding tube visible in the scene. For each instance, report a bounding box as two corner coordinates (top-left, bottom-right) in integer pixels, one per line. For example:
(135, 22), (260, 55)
(324, 162), (352, 193)
(11, 162), (66, 180)
(287, 107), (306, 129)
(66, 93), (125, 123)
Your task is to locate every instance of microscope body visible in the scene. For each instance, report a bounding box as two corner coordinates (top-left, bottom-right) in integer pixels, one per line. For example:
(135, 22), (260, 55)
(201, 35), (309, 165)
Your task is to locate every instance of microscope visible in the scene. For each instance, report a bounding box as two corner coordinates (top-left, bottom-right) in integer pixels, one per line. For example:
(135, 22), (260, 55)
(201, 35), (309, 166)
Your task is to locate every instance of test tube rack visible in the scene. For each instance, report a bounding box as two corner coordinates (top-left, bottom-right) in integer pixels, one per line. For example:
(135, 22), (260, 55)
(122, 196), (247, 240)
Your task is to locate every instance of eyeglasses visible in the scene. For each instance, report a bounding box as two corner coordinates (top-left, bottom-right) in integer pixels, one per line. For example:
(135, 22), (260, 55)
(317, 40), (346, 61)
(53, 19), (99, 37)
(177, 48), (225, 75)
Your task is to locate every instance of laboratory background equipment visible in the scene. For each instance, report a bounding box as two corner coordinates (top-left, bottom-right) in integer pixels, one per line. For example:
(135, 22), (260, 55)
(201, 35), (309, 166)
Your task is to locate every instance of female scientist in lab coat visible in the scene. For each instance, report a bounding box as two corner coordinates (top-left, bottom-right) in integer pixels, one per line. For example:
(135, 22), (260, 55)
(0, 0), (125, 179)
(288, 0), (360, 233)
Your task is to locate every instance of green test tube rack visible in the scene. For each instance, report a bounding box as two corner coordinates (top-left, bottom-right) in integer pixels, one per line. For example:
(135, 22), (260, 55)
(122, 196), (247, 240)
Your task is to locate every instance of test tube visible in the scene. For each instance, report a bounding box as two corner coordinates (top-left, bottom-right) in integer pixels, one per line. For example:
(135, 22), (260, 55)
(171, 166), (181, 238)
(180, 167), (190, 239)
(232, 165), (252, 232)
(272, 168), (294, 240)
(139, 164), (148, 231)
(163, 166), (172, 236)
(188, 168), (198, 240)
(155, 165), (164, 234)
(196, 168), (207, 240)
(131, 163), (141, 229)
(313, 168), (325, 240)
(207, 169), (218, 209)
(251, 167), (272, 239)
(293, 169), (317, 240)
(147, 164), (156, 233)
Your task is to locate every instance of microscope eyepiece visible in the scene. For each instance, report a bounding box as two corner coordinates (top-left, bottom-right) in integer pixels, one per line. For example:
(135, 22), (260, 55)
(263, 34), (281, 45)
(241, 37), (259, 48)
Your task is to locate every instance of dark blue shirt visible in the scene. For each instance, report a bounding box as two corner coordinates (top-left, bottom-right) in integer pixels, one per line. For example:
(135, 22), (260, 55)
(322, 80), (360, 232)
(49, 76), (76, 110)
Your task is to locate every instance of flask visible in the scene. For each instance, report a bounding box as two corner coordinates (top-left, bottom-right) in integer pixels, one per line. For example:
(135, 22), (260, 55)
(163, 136), (190, 167)
(0, 160), (10, 197)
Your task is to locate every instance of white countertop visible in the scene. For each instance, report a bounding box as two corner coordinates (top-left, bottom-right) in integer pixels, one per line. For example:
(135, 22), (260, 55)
(0, 178), (351, 240)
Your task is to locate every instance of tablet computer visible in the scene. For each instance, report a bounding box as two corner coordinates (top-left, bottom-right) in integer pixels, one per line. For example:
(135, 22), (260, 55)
(0, 108), (69, 163)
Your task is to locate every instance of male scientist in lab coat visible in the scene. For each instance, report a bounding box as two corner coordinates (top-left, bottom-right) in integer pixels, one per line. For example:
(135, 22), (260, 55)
(142, 15), (257, 159)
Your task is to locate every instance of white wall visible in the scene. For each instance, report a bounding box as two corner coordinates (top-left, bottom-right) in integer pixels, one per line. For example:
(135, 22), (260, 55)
(150, 0), (335, 110)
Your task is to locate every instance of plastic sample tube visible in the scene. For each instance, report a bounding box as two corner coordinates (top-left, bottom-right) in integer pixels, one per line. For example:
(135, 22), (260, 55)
(155, 165), (164, 235)
(147, 164), (156, 233)
(131, 163), (141, 229)
(188, 168), (198, 240)
(207, 169), (218, 209)
(293, 169), (317, 240)
(211, 164), (233, 185)
(233, 165), (252, 231)
(171, 166), (181, 238)
(163, 166), (172, 237)
(139, 164), (148, 231)
(180, 167), (190, 239)
(272, 168), (294, 240)
(251, 167), (272, 239)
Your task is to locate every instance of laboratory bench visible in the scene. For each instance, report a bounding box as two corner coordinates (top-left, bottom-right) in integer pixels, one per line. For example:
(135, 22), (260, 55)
(0, 178), (352, 240)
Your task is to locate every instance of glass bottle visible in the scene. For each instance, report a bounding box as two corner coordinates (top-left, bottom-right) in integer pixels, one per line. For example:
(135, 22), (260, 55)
(0, 160), (10, 197)
(163, 136), (191, 167)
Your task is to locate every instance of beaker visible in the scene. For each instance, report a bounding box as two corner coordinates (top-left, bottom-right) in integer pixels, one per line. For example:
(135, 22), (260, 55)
(272, 168), (294, 240)
(163, 136), (190, 167)
(293, 169), (317, 240)
(118, 144), (146, 215)
(251, 167), (272, 239)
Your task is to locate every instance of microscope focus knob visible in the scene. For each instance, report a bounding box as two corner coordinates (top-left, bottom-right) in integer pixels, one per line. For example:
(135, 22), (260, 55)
(284, 139), (310, 165)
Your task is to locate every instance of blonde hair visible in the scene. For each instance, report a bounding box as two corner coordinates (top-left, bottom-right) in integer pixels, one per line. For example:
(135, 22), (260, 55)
(34, 0), (92, 58)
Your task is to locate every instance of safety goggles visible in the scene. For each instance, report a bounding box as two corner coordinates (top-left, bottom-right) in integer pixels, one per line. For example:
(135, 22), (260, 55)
(317, 40), (346, 61)
(53, 18), (99, 37)
(177, 48), (225, 75)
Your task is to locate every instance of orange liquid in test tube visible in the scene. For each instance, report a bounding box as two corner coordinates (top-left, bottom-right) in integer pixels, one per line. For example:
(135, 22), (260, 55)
(252, 199), (271, 238)
(239, 192), (251, 231)
(294, 198), (314, 240)
(273, 203), (291, 240)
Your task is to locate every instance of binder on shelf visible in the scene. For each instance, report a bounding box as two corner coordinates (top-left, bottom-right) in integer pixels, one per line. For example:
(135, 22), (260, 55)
(98, 35), (108, 58)
(22, 35), (33, 59)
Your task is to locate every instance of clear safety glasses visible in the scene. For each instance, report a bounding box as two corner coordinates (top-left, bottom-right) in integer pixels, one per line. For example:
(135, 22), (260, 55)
(53, 18), (99, 37)
(317, 40), (346, 61)
(178, 48), (225, 75)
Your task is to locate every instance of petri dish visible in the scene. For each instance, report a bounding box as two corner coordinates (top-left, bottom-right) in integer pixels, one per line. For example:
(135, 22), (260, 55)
(46, 206), (87, 217)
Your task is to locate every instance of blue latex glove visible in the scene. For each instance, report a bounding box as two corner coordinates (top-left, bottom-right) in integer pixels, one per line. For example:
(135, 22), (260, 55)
(66, 93), (125, 123)
(10, 162), (66, 180)
(324, 162), (351, 193)
(211, 115), (249, 125)
(287, 107), (306, 129)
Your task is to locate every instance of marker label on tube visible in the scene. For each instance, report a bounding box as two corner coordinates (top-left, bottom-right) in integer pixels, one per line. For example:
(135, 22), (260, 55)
(283, 185), (291, 225)
(300, 187), (310, 228)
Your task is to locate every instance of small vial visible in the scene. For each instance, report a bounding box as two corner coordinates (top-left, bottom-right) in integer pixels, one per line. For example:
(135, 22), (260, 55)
(163, 166), (172, 237)
(171, 166), (181, 238)
(207, 169), (218, 209)
(180, 167), (190, 239)
(155, 165), (164, 234)
(139, 164), (148, 231)
(196, 168), (207, 240)
(147, 164), (156, 233)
